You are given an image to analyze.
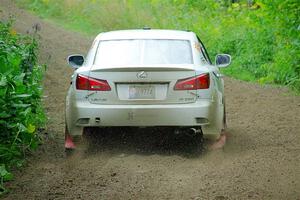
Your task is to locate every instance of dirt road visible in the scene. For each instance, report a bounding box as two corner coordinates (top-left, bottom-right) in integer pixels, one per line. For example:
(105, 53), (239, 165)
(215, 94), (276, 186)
(1, 1), (300, 199)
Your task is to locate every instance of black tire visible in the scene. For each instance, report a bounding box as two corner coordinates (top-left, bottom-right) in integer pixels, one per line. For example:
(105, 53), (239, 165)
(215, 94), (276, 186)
(65, 148), (75, 157)
(223, 104), (227, 130)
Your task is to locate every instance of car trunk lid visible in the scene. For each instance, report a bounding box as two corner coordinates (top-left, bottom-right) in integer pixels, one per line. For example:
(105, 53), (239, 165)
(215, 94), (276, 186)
(86, 65), (197, 105)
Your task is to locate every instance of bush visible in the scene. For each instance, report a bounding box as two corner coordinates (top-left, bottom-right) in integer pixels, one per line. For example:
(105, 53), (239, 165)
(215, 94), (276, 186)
(0, 21), (45, 195)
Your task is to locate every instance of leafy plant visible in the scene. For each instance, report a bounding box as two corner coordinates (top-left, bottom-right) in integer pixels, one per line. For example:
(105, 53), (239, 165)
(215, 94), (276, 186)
(0, 20), (45, 195)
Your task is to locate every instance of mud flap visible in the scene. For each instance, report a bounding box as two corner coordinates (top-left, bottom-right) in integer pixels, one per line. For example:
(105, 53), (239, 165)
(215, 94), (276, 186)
(65, 126), (76, 149)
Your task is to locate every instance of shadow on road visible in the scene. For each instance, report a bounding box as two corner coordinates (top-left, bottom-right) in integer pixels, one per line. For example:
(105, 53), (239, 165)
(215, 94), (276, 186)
(78, 127), (206, 158)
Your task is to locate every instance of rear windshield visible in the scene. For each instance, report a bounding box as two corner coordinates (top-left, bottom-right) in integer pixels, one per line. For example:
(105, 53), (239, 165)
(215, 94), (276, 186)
(94, 39), (193, 66)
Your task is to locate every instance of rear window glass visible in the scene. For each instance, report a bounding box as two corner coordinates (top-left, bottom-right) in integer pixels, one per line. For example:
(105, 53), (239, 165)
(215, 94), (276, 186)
(94, 39), (193, 66)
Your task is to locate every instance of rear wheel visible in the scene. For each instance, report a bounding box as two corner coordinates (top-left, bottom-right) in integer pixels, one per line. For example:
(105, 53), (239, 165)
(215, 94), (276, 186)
(203, 103), (226, 141)
(223, 103), (227, 130)
(82, 127), (94, 144)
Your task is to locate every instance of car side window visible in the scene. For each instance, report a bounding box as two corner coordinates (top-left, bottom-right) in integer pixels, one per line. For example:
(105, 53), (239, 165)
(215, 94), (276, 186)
(85, 39), (98, 66)
(196, 36), (212, 65)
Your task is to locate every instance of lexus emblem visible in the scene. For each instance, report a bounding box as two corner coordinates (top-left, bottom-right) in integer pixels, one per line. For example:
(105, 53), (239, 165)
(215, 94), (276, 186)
(137, 71), (148, 79)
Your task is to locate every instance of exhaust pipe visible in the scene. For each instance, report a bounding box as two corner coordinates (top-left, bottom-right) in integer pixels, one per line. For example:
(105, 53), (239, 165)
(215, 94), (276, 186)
(190, 128), (202, 134)
(174, 127), (203, 137)
(187, 128), (202, 137)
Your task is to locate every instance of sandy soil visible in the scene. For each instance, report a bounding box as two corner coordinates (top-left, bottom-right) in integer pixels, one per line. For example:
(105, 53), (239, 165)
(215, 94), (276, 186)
(1, 1), (300, 199)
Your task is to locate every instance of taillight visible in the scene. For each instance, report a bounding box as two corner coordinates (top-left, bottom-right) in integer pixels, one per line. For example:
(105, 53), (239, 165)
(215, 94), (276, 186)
(76, 74), (111, 91)
(174, 73), (210, 90)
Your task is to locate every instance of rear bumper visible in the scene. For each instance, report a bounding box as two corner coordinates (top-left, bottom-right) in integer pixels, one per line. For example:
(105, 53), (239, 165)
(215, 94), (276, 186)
(66, 99), (214, 135)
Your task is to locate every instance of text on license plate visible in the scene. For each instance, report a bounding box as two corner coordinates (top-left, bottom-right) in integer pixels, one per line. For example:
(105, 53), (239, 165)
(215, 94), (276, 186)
(129, 85), (155, 99)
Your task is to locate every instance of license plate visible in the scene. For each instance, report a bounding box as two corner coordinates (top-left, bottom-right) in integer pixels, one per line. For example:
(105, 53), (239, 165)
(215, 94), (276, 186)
(129, 85), (155, 99)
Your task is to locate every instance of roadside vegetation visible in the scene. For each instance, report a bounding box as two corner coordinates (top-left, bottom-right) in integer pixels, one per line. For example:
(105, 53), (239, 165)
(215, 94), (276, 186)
(15, 0), (300, 91)
(0, 21), (45, 194)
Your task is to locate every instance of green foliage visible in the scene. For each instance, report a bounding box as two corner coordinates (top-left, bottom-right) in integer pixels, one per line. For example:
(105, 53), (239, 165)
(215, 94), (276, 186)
(0, 21), (45, 195)
(15, 0), (300, 91)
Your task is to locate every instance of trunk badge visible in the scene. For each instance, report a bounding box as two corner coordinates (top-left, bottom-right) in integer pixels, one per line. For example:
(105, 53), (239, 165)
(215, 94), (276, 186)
(137, 71), (148, 79)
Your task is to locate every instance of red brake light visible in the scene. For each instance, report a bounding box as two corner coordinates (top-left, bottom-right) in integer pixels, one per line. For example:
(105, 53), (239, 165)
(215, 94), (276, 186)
(174, 73), (210, 90)
(76, 74), (111, 91)
(76, 74), (89, 90)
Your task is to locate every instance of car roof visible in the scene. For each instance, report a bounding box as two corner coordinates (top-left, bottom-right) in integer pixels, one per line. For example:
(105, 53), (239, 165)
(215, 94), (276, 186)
(95, 29), (196, 41)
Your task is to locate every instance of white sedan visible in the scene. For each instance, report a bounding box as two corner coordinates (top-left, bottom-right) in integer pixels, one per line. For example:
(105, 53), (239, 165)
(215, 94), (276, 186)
(65, 29), (231, 149)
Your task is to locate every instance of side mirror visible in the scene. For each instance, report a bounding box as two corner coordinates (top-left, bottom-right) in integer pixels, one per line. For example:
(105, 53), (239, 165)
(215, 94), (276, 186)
(215, 54), (231, 68)
(67, 54), (85, 69)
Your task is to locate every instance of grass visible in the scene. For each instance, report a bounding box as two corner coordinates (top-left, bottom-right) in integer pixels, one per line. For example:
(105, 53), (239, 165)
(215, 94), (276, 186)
(14, 0), (300, 91)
